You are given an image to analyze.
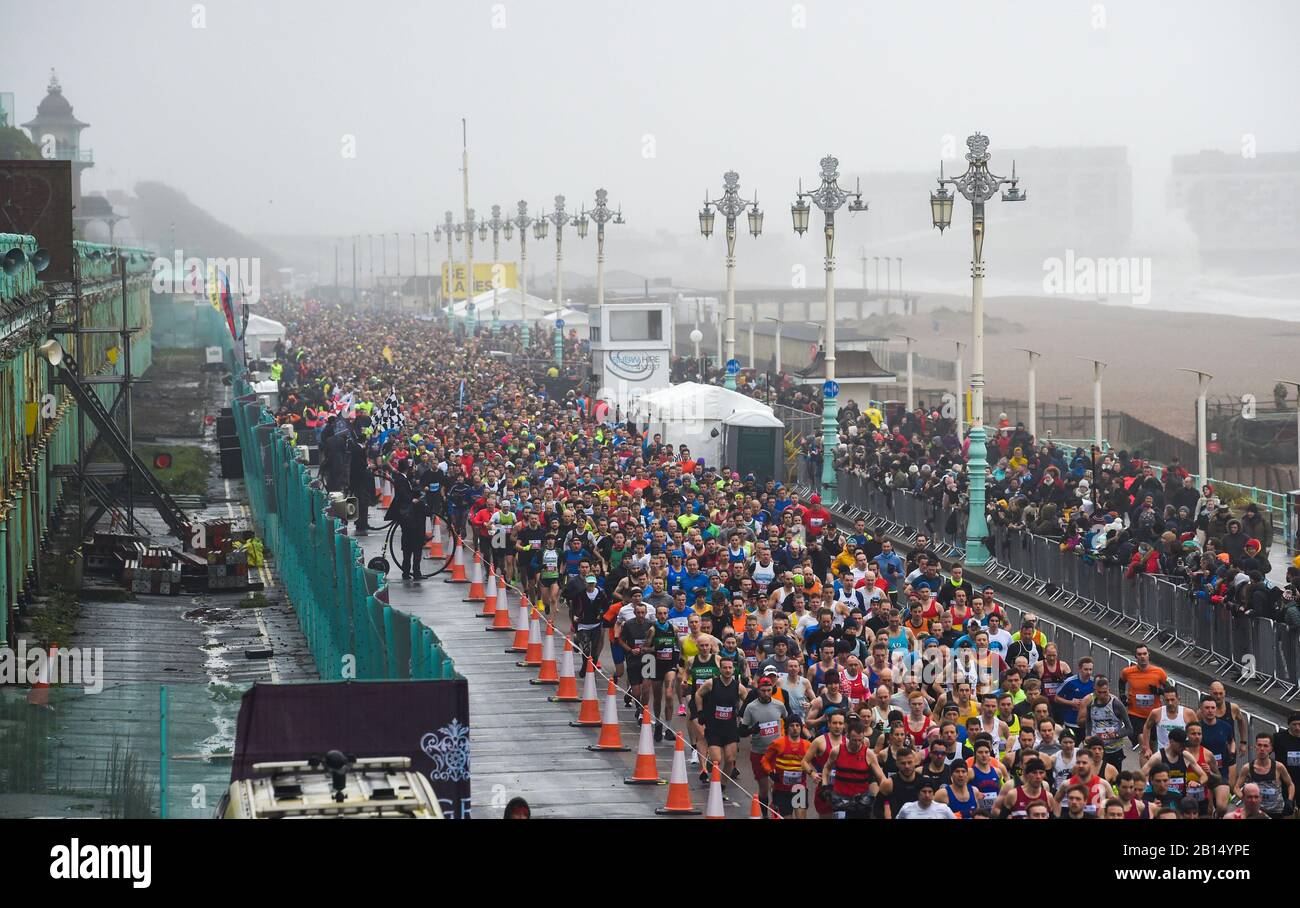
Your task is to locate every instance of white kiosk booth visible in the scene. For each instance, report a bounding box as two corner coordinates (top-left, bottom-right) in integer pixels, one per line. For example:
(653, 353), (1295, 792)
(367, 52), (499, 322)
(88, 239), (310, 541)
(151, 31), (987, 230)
(591, 301), (674, 418)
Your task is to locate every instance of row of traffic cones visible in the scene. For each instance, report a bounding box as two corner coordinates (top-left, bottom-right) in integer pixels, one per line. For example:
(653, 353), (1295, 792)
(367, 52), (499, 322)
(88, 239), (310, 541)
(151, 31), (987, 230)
(453, 530), (777, 819)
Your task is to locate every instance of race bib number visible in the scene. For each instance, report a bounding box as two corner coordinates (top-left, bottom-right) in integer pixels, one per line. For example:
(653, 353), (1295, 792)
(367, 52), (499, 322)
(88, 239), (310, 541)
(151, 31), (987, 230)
(714, 705), (734, 721)
(1136, 693), (1155, 708)
(783, 770), (803, 786)
(1287, 751), (1300, 767)
(657, 647), (675, 660)
(758, 720), (779, 738)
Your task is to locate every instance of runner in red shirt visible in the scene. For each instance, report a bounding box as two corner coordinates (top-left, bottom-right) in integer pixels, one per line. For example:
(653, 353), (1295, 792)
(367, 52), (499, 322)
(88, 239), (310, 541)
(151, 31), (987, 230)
(802, 494), (833, 542)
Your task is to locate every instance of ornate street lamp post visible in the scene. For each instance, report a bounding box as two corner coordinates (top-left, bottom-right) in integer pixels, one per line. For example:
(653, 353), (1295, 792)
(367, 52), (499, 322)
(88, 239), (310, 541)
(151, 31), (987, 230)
(423, 231), (431, 313)
(792, 155), (866, 504)
(536, 195), (571, 314)
(485, 205), (508, 335)
(509, 201), (532, 348)
(441, 211), (455, 318)
(578, 188), (623, 347)
(463, 208), (477, 335)
(929, 132), (1025, 564)
(700, 171), (762, 391)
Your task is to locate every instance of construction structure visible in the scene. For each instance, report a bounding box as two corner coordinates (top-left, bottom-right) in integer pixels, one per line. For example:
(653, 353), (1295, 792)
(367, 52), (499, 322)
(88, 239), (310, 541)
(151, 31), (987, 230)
(0, 153), (191, 643)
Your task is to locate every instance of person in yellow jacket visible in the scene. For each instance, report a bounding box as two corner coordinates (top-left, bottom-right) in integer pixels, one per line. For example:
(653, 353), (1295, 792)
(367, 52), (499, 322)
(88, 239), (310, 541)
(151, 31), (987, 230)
(831, 546), (857, 577)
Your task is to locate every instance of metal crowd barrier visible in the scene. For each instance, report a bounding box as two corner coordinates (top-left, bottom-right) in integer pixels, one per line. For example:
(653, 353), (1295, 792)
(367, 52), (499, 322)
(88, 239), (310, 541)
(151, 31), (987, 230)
(831, 470), (1298, 724)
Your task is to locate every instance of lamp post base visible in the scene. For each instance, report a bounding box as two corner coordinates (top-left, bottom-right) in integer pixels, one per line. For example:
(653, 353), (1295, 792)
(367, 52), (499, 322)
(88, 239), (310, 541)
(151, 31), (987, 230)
(820, 396), (838, 505)
(963, 424), (991, 565)
(724, 375), (736, 391)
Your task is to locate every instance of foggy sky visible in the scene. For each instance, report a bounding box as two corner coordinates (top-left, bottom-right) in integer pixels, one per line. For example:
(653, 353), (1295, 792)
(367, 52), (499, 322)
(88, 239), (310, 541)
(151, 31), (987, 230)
(10, 0), (1300, 252)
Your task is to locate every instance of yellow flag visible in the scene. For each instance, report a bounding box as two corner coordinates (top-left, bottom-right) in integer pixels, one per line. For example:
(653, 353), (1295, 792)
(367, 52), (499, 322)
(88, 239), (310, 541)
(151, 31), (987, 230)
(382, 346), (394, 365)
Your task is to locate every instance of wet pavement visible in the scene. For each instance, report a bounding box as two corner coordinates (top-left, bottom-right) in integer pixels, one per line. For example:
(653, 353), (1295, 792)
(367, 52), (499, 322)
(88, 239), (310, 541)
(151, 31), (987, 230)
(351, 529), (756, 818)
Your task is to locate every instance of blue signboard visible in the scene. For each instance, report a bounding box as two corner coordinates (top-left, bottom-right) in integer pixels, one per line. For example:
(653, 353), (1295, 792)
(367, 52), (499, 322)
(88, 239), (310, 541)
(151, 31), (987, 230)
(555, 318), (565, 328)
(725, 358), (740, 375)
(822, 380), (840, 399)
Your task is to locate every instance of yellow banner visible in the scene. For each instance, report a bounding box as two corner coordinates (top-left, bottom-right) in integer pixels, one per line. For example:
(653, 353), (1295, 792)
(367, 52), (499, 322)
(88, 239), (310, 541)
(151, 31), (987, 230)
(441, 262), (518, 300)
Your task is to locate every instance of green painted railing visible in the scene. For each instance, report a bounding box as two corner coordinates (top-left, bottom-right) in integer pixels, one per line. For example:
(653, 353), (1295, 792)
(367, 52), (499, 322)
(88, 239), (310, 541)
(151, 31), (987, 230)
(2, 238), (155, 639)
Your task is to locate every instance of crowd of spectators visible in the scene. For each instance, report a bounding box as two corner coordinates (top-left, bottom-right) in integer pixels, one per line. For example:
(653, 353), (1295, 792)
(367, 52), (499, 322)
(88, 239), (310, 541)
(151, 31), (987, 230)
(707, 367), (1300, 632)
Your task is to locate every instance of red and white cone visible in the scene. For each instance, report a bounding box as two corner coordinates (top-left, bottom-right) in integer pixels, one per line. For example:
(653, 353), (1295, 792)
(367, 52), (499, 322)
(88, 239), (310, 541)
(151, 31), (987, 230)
(464, 552), (485, 602)
(654, 736), (701, 815)
(506, 599), (530, 653)
(516, 610), (543, 667)
(445, 542), (468, 583)
(568, 659), (602, 727)
(479, 568), (497, 616)
(586, 679), (630, 752)
(624, 708), (662, 784)
(548, 638), (579, 700)
(426, 516), (444, 558)
(486, 586), (513, 631)
(531, 623), (559, 685)
(704, 762), (726, 818)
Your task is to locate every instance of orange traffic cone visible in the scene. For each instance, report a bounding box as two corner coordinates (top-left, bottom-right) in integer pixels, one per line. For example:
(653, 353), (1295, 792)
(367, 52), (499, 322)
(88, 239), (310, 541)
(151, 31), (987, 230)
(506, 599), (530, 653)
(624, 708), (662, 784)
(426, 516), (444, 558)
(749, 793), (764, 819)
(26, 643), (54, 707)
(464, 552), (485, 602)
(568, 659), (602, 727)
(587, 679), (631, 752)
(655, 736), (701, 815)
(380, 477), (393, 509)
(486, 586), (514, 631)
(531, 623), (560, 685)
(479, 567), (497, 613)
(704, 762), (726, 818)
(516, 611), (543, 667)
(445, 542), (468, 583)
(548, 638), (579, 700)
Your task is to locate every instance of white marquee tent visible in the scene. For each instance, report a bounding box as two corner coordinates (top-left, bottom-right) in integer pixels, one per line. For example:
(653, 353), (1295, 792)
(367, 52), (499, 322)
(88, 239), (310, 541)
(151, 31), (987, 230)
(244, 313), (286, 360)
(448, 288), (590, 336)
(630, 381), (782, 467)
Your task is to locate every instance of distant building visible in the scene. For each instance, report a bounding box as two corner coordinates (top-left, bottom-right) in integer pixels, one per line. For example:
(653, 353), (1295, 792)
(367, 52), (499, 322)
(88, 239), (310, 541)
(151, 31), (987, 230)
(846, 145), (1133, 284)
(21, 70), (93, 203)
(1167, 149), (1300, 273)
(996, 145), (1133, 255)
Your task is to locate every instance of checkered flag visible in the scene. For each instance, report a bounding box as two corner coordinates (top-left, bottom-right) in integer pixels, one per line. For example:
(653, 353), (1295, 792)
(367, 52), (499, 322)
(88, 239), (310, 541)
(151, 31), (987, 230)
(376, 390), (405, 432)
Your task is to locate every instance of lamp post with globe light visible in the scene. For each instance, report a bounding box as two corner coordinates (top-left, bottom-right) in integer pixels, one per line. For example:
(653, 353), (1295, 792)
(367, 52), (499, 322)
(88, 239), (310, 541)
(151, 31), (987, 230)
(792, 154), (867, 505)
(689, 327), (704, 379)
(699, 171), (763, 391)
(929, 132), (1026, 564)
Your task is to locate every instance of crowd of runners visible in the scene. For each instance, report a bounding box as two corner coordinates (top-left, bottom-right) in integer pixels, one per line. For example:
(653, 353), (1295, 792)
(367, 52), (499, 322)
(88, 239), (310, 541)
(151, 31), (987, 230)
(264, 298), (1299, 818)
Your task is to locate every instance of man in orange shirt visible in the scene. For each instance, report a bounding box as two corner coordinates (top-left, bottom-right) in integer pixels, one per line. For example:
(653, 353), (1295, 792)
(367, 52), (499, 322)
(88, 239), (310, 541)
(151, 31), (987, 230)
(761, 715), (811, 819)
(1119, 645), (1167, 750)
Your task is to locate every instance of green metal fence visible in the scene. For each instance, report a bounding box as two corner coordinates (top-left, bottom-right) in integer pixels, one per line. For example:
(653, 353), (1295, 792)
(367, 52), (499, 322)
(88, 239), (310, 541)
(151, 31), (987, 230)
(218, 329), (458, 680)
(0, 681), (243, 819)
